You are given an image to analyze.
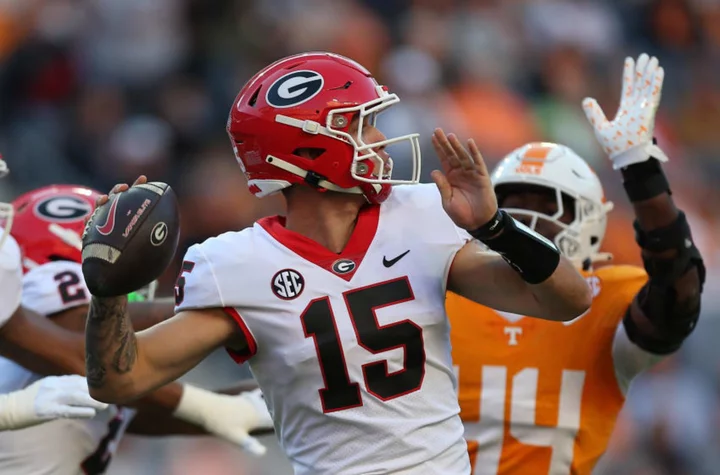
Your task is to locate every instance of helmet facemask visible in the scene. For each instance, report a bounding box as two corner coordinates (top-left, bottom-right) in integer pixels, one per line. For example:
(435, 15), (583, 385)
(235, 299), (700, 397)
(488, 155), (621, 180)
(271, 85), (422, 199)
(325, 86), (421, 186)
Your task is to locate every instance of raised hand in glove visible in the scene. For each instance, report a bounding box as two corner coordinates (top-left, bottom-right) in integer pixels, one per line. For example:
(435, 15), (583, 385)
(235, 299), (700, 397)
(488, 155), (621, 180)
(582, 53), (669, 169)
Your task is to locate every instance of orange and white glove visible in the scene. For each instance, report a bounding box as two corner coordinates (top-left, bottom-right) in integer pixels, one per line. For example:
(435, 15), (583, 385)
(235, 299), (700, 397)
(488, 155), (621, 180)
(582, 53), (669, 170)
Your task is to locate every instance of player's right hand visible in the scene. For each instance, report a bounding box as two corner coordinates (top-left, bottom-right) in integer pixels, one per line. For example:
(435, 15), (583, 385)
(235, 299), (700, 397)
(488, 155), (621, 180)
(82, 175), (148, 241)
(0, 375), (109, 430)
(95, 175), (149, 208)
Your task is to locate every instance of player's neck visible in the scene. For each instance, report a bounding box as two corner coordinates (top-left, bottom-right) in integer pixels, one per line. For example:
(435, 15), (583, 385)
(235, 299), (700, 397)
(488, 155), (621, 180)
(284, 188), (366, 254)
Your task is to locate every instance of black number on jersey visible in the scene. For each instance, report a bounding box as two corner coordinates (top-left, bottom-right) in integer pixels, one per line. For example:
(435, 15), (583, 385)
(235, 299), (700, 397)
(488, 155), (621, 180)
(301, 277), (424, 412)
(174, 260), (196, 306)
(54, 271), (87, 305)
(81, 412), (126, 475)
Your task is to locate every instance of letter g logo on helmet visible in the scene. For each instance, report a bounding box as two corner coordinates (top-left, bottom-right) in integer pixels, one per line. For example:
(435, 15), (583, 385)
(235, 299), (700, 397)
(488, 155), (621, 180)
(266, 70), (325, 108)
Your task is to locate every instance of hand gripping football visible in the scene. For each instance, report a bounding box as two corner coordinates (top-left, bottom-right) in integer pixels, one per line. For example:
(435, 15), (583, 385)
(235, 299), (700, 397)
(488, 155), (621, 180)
(81, 182), (180, 297)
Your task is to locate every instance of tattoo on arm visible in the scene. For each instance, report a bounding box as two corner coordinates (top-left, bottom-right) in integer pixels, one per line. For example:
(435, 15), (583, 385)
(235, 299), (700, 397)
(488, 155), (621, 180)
(86, 296), (137, 389)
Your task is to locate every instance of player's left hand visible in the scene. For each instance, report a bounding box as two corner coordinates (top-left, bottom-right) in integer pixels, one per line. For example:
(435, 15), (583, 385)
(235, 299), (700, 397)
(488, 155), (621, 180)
(431, 128), (498, 231)
(582, 53), (669, 170)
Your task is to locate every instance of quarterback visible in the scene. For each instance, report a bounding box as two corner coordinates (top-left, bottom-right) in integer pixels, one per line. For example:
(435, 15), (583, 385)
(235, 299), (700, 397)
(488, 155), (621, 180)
(449, 54), (705, 475)
(0, 156), (108, 431)
(83, 52), (592, 475)
(0, 183), (273, 474)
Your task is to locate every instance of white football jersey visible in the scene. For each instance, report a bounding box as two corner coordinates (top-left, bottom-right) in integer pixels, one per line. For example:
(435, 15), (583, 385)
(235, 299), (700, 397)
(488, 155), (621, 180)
(0, 260), (135, 475)
(0, 227), (22, 328)
(176, 184), (472, 475)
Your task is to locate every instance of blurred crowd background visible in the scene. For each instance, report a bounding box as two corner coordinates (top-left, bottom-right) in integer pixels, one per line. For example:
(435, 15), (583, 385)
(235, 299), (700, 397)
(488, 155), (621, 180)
(1, 0), (719, 473)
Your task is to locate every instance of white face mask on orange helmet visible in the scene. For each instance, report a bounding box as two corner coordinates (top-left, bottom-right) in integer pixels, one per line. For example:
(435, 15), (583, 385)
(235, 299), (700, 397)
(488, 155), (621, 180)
(491, 142), (614, 270)
(0, 156), (13, 251)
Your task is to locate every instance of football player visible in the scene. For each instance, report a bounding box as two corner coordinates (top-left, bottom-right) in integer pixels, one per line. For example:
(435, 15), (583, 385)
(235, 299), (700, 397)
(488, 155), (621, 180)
(448, 54), (705, 475)
(82, 52), (592, 475)
(0, 184), (273, 473)
(0, 156), (108, 431)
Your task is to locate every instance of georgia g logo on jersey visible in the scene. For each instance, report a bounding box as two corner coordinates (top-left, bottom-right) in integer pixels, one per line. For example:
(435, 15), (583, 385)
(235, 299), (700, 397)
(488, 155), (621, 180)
(265, 70), (324, 108)
(272, 268), (305, 300)
(34, 195), (93, 222)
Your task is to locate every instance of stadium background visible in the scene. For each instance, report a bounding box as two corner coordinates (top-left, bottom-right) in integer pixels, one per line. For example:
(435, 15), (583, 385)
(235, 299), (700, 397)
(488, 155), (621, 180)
(1, 0), (719, 473)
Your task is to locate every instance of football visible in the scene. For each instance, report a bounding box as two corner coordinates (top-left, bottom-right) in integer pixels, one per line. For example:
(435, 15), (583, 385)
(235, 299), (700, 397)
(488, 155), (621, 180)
(81, 182), (180, 298)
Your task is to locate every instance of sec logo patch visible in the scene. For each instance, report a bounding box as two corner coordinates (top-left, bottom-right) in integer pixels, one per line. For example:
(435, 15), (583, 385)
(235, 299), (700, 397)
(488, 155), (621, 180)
(272, 268), (305, 300)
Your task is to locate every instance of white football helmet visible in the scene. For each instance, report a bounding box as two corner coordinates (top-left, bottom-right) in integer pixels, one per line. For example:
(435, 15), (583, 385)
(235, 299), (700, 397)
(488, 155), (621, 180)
(491, 142), (614, 269)
(0, 156), (13, 251)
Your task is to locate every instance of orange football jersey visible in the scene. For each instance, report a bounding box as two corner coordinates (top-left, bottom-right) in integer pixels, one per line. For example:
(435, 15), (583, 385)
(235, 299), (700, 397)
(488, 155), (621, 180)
(448, 265), (648, 475)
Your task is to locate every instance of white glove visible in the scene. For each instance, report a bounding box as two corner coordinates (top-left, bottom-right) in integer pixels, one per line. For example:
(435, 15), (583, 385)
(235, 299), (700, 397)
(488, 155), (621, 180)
(582, 53), (669, 170)
(0, 375), (109, 431)
(173, 385), (273, 456)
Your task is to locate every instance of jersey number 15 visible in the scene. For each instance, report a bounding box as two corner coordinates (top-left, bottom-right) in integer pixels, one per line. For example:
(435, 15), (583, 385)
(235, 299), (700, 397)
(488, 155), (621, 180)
(301, 277), (425, 413)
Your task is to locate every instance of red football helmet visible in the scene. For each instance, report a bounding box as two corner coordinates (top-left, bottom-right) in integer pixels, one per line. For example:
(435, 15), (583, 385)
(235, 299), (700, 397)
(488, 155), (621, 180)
(0, 155), (13, 250)
(227, 52), (421, 204)
(9, 185), (101, 272)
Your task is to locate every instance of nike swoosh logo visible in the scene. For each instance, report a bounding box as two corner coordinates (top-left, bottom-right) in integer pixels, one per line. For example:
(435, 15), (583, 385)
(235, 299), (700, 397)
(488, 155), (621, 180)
(383, 250), (410, 268)
(96, 195), (120, 236)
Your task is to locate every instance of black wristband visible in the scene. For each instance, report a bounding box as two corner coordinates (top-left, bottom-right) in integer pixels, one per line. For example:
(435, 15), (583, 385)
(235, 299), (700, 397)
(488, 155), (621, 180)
(468, 209), (505, 240)
(470, 210), (561, 284)
(621, 157), (670, 202)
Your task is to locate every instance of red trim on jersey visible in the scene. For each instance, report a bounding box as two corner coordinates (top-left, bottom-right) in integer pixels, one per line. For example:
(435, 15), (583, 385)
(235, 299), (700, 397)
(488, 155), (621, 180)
(223, 307), (258, 364)
(257, 204), (380, 282)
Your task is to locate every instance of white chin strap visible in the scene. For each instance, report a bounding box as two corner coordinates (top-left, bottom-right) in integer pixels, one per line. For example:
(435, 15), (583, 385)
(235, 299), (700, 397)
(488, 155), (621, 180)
(266, 154), (366, 195)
